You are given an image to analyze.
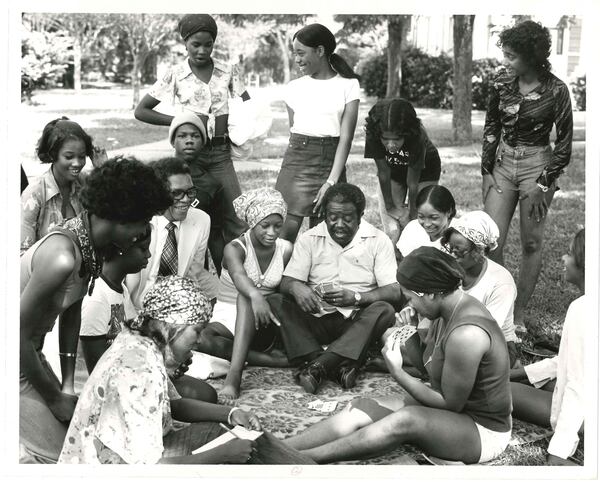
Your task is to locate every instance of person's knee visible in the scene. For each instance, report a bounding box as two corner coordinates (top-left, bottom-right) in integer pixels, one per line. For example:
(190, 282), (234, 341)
(522, 236), (543, 255)
(266, 293), (295, 318)
(386, 407), (423, 437)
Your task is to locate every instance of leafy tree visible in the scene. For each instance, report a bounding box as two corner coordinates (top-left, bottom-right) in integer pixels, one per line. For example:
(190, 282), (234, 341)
(452, 15), (475, 144)
(334, 15), (411, 97)
(225, 14), (314, 84)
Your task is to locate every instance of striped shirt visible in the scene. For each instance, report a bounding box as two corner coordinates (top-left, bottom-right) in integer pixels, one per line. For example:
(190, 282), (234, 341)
(481, 68), (573, 188)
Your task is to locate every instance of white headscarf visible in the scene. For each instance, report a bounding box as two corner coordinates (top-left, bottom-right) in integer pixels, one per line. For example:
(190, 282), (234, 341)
(449, 211), (499, 251)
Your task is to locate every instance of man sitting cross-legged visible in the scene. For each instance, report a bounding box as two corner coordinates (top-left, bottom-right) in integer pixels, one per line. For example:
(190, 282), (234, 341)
(267, 182), (400, 394)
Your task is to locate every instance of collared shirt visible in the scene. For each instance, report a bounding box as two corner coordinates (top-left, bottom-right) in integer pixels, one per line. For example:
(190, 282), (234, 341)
(20, 167), (83, 254)
(147, 217), (181, 288)
(481, 68), (573, 187)
(148, 57), (246, 119)
(283, 220), (398, 317)
(58, 328), (184, 464)
(524, 295), (585, 459)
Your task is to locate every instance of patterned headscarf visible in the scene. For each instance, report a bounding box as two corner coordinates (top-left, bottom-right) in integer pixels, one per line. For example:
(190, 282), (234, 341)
(446, 211), (499, 251)
(178, 14), (218, 41)
(132, 276), (212, 328)
(233, 188), (287, 229)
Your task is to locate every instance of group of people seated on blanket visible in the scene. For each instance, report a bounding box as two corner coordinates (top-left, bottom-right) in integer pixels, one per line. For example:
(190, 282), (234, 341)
(19, 15), (584, 467)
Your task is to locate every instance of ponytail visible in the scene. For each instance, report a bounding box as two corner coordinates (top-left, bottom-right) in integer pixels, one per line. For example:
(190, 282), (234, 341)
(329, 53), (360, 80)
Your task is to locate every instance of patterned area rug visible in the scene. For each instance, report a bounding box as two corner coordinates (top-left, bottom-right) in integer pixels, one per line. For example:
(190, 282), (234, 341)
(206, 366), (553, 465)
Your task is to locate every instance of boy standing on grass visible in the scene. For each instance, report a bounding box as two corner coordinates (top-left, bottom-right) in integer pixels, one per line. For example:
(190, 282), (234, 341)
(169, 112), (226, 274)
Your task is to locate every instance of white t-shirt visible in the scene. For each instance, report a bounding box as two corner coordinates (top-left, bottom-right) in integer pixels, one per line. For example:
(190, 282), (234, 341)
(81, 276), (137, 342)
(464, 259), (518, 343)
(396, 219), (444, 257)
(284, 74), (360, 137)
(523, 295), (586, 459)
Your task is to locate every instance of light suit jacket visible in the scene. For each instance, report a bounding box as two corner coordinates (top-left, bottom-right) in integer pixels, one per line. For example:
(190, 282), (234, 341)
(126, 208), (219, 311)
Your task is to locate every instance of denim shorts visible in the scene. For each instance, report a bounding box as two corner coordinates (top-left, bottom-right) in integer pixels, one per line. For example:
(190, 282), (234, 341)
(275, 134), (346, 217)
(492, 140), (553, 195)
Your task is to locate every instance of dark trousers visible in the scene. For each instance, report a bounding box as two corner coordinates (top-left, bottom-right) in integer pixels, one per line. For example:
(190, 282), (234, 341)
(267, 293), (394, 365)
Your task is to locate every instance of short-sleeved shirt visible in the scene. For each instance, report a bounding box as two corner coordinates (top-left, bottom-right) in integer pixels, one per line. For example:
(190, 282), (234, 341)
(58, 328), (184, 464)
(284, 75), (360, 137)
(80, 276), (137, 343)
(148, 57), (246, 118)
(396, 219), (446, 257)
(364, 128), (441, 184)
(21, 168), (83, 255)
(283, 220), (397, 317)
(464, 259), (518, 343)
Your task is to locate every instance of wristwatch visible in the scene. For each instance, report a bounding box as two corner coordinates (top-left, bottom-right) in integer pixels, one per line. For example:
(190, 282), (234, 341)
(353, 291), (362, 306)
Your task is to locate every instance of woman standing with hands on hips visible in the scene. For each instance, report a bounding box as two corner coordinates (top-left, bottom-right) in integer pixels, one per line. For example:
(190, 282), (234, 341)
(276, 23), (360, 242)
(135, 14), (249, 242)
(481, 20), (573, 334)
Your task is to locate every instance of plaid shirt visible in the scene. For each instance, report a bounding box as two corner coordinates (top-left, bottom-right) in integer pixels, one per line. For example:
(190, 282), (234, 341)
(481, 69), (573, 188)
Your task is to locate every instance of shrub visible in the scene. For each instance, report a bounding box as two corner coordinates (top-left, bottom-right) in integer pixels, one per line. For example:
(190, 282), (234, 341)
(472, 57), (502, 110)
(571, 75), (586, 111)
(360, 47), (502, 111)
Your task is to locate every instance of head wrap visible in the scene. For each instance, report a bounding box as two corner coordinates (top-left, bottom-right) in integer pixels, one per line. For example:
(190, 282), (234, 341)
(233, 188), (287, 229)
(397, 246), (465, 294)
(133, 276), (212, 328)
(178, 14), (218, 41)
(446, 211), (499, 251)
(168, 111), (207, 147)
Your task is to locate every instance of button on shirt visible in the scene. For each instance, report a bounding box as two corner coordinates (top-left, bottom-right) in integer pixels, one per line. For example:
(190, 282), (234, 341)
(283, 220), (398, 317)
(148, 217), (181, 288)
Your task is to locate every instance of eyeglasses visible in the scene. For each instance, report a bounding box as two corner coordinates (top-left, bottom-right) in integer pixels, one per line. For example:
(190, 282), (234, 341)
(443, 242), (472, 258)
(171, 187), (198, 201)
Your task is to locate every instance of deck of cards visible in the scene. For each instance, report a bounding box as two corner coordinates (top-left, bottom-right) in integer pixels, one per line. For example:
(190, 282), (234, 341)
(307, 399), (338, 413)
(313, 281), (341, 298)
(387, 325), (417, 351)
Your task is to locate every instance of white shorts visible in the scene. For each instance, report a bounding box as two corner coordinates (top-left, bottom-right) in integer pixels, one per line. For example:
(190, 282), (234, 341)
(207, 300), (236, 336)
(475, 422), (511, 463)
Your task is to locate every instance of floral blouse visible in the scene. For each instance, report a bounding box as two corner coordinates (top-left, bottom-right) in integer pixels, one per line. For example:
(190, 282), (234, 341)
(481, 68), (573, 188)
(58, 328), (184, 464)
(148, 57), (246, 119)
(21, 168), (83, 255)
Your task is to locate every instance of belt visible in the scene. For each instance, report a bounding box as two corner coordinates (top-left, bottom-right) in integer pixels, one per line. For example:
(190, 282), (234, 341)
(290, 133), (340, 145)
(205, 135), (230, 149)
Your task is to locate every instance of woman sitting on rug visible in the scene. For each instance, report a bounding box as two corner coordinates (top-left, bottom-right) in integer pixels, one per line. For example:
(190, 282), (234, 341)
(59, 276), (313, 465)
(285, 247), (512, 464)
(441, 211), (519, 366)
(396, 185), (456, 260)
(510, 228), (585, 466)
(196, 188), (293, 401)
(20, 158), (172, 463)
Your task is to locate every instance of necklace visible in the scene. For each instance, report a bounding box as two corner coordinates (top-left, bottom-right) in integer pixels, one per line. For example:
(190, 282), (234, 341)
(448, 291), (465, 324)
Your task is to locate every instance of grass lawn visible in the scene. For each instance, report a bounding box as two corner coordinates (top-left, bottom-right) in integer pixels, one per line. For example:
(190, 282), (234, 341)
(21, 85), (587, 465)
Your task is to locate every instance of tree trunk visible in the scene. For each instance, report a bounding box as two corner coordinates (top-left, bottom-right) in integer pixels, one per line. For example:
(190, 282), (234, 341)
(73, 36), (82, 91)
(386, 16), (410, 98)
(131, 52), (141, 109)
(452, 15), (475, 144)
(274, 29), (291, 84)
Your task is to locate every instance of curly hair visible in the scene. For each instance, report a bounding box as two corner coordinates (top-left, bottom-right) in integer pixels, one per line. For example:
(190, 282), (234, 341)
(498, 20), (552, 74)
(150, 157), (192, 186)
(322, 182), (366, 217)
(36, 117), (94, 164)
(416, 185), (457, 219)
(81, 158), (172, 223)
(365, 98), (425, 156)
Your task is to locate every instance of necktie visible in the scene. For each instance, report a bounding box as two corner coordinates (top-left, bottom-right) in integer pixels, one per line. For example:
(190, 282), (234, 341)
(158, 222), (178, 277)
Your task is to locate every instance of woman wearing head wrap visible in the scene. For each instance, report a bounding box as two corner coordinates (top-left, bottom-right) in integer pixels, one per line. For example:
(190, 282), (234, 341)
(59, 276), (312, 465)
(441, 211), (519, 366)
(286, 247), (512, 465)
(196, 188), (293, 401)
(276, 23), (361, 242)
(135, 13), (250, 243)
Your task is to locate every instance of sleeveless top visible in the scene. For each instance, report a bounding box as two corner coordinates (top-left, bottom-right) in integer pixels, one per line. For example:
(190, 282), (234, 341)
(20, 231), (89, 353)
(427, 310), (512, 432)
(216, 231), (286, 304)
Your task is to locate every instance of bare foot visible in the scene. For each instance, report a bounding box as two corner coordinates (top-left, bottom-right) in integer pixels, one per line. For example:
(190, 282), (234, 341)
(219, 383), (240, 404)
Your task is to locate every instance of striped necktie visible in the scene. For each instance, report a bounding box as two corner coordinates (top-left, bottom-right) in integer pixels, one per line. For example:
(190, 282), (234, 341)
(158, 222), (178, 277)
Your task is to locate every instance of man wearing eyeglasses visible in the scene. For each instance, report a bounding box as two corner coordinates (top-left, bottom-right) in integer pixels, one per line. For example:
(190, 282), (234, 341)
(126, 157), (219, 311)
